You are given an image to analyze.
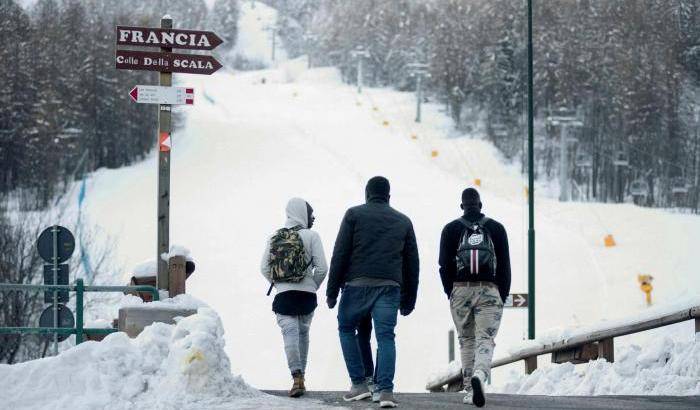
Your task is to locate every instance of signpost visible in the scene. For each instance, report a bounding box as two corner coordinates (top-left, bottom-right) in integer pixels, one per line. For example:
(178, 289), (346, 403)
(504, 293), (529, 308)
(129, 85), (194, 105)
(116, 17), (223, 290)
(36, 225), (75, 354)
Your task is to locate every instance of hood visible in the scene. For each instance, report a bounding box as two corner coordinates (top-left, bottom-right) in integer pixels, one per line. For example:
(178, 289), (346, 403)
(285, 197), (308, 228)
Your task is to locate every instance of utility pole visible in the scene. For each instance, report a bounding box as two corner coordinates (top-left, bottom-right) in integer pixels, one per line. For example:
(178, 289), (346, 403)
(263, 25), (277, 62)
(350, 47), (370, 94)
(303, 32), (317, 69)
(407, 63), (430, 123)
(157, 15), (173, 291)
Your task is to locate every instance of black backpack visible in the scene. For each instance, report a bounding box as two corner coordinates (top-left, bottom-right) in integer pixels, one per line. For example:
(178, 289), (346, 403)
(455, 217), (497, 276)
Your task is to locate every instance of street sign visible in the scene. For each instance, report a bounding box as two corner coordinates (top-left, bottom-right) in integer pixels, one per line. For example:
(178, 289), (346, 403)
(129, 85), (194, 105)
(116, 50), (222, 75)
(39, 304), (75, 342)
(116, 26), (223, 51)
(43, 264), (69, 303)
(504, 293), (529, 308)
(37, 226), (75, 264)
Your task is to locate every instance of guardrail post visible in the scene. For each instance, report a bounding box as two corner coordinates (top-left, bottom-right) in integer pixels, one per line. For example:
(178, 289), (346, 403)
(75, 279), (84, 344)
(524, 356), (537, 374)
(598, 338), (614, 363)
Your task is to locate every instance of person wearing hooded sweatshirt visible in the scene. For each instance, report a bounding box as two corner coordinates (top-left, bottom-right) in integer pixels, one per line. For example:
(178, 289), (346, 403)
(261, 197), (328, 398)
(326, 176), (419, 408)
(438, 188), (511, 408)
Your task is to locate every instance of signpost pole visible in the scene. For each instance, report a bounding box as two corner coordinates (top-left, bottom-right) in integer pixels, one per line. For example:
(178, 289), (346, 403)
(527, 0), (536, 340)
(52, 225), (58, 355)
(157, 16), (173, 292)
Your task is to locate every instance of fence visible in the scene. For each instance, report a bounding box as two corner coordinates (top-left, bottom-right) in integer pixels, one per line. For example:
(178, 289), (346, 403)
(0, 279), (159, 344)
(427, 305), (700, 392)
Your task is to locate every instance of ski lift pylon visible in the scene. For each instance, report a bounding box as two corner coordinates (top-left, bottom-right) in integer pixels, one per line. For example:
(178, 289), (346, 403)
(613, 150), (629, 167)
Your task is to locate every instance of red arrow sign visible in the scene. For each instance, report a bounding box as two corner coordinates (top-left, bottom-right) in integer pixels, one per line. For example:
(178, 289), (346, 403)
(116, 26), (223, 51)
(129, 87), (138, 102)
(116, 50), (222, 75)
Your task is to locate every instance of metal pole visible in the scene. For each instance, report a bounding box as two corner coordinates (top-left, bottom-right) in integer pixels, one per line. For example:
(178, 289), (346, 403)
(157, 16), (173, 291)
(559, 124), (569, 201)
(527, 0), (536, 340)
(415, 73), (423, 123)
(75, 279), (83, 344)
(52, 225), (58, 355)
(357, 57), (363, 94)
(448, 329), (455, 362)
(271, 28), (276, 62)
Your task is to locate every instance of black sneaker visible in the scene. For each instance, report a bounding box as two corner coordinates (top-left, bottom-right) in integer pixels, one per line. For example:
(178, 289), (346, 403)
(470, 372), (486, 408)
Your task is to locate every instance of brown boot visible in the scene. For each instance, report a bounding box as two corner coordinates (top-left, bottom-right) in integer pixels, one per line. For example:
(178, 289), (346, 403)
(288, 371), (305, 398)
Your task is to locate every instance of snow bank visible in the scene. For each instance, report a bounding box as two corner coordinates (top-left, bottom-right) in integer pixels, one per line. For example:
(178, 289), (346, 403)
(499, 336), (700, 395)
(0, 307), (265, 410)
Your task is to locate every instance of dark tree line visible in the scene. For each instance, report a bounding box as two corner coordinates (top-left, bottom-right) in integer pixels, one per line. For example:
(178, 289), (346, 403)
(274, 0), (700, 210)
(0, 0), (239, 210)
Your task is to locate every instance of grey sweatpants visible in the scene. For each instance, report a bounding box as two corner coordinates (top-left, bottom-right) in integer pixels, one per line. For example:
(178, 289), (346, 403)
(450, 283), (503, 388)
(276, 312), (314, 375)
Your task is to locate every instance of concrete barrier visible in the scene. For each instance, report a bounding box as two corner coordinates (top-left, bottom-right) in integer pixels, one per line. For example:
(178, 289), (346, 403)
(118, 306), (197, 338)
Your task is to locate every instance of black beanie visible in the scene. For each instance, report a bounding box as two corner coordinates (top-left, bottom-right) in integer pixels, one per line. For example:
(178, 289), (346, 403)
(366, 176), (390, 200)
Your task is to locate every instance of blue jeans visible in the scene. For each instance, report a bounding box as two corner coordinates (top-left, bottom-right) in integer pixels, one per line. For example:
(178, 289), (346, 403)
(338, 286), (400, 392)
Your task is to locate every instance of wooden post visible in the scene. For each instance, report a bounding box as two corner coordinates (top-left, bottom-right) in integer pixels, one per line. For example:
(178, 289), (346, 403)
(168, 256), (186, 297)
(598, 338), (615, 363)
(524, 356), (537, 374)
(157, 15), (173, 291)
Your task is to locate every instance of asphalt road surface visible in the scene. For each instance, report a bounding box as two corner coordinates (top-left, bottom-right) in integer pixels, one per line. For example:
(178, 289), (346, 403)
(264, 390), (700, 409)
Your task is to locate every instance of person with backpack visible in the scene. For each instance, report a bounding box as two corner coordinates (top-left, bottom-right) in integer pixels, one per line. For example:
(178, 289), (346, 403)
(261, 197), (328, 398)
(326, 176), (420, 408)
(438, 188), (510, 408)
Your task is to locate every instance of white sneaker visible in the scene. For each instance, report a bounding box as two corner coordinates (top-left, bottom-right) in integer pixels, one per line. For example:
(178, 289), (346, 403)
(462, 390), (473, 405)
(470, 371), (487, 408)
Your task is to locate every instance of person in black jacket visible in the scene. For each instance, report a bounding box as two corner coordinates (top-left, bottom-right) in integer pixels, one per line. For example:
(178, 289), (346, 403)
(438, 188), (510, 408)
(326, 176), (419, 406)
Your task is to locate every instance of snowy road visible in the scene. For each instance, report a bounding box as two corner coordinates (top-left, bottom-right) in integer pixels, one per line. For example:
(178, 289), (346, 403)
(265, 390), (700, 409)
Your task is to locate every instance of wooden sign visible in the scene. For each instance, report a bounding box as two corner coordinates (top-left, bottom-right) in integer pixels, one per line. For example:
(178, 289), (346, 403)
(116, 26), (223, 51)
(116, 50), (222, 75)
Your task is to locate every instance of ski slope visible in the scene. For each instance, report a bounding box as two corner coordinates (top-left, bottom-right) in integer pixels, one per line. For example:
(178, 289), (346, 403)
(78, 2), (700, 393)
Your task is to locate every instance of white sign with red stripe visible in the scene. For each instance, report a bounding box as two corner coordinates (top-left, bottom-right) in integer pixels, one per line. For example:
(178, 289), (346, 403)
(129, 85), (194, 105)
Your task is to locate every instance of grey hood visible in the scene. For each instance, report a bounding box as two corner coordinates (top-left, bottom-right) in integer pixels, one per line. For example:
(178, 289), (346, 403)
(285, 197), (308, 228)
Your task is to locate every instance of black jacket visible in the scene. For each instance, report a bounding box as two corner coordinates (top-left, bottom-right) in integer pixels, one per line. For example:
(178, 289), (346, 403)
(326, 198), (420, 311)
(439, 211), (511, 302)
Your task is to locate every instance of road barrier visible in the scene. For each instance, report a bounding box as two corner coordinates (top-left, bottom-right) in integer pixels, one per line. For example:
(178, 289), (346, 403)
(427, 304), (700, 392)
(0, 279), (159, 344)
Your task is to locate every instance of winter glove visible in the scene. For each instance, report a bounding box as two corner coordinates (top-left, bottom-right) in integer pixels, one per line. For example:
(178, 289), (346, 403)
(400, 307), (413, 316)
(326, 297), (337, 309)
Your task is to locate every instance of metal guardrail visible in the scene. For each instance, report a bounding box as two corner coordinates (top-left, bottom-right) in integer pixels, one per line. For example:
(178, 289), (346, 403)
(0, 279), (159, 344)
(426, 305), (700, 392)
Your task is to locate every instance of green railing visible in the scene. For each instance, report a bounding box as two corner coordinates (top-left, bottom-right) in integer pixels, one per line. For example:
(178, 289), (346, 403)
(0, 279), (159, 344)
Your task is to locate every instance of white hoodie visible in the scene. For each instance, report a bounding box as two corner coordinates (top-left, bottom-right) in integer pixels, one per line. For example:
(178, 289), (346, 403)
(260, 197), (328, 294)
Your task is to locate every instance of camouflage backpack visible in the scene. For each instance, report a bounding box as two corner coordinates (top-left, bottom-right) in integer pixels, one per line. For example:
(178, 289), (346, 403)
(268, 226), (311, 285)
